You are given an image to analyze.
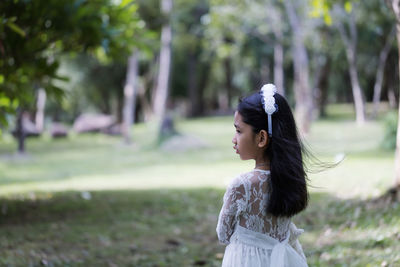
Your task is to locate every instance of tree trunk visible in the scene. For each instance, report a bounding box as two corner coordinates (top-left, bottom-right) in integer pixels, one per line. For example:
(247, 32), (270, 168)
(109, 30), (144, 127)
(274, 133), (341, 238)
(348, 54), (366, 124)
(392, 0), (400, 187)
(273, 27), (285, 96)
(284, 0), (313, 134)
(224, 57), (233, 110)
(122, 50), (139, 144)
(395, 97), (400, 188)
(260, 59), (270, 85)
(196, 60), (210, 115)
(153, 0), (172, 128)
(137, 80), (153, 122)
(315, 56), (331, 118)
(151, 55), (159, 111)
(16, 108), (25, 154)
(373, 27), (395, 117)
(188, 53), (208, 117)
(116, 73), (124, 123)
(188, 50), (201, 117)
(337, 9), (366, 125)
(35, 88), (46, 133)
(388, 85), (397, 108)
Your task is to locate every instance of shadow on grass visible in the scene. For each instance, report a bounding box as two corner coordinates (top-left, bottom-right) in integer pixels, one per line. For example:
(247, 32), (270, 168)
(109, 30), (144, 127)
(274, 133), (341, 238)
(1, 189), (399, 267)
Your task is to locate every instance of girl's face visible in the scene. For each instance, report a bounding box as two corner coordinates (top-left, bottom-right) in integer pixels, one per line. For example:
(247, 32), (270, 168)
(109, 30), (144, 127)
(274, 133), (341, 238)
(232, 111), (259, 160)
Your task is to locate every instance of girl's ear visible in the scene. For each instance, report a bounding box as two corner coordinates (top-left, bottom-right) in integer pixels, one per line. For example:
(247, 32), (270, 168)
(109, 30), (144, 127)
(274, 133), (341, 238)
(258, 130), (269, 148)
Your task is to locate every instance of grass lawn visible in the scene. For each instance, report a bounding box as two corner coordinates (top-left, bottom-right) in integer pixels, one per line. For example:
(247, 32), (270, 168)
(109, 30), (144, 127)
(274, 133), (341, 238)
(0, 104), (399, 266)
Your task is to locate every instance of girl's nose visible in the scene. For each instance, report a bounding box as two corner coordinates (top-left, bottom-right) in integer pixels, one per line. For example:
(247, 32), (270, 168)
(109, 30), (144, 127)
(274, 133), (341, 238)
(232, 137), (236, 144)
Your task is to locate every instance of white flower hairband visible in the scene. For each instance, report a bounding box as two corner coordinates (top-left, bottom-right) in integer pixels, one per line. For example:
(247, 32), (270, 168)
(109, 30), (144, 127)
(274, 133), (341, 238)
(260, 83), (278, 137)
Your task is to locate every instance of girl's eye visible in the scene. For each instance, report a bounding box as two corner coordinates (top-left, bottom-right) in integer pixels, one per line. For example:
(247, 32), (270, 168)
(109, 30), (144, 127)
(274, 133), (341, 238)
(236, 130), (241, 133)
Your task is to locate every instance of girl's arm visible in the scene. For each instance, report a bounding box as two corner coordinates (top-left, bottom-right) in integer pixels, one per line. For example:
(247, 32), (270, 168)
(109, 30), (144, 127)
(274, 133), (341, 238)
(288, 222), (307, 261)
(216, 177), (246, 244)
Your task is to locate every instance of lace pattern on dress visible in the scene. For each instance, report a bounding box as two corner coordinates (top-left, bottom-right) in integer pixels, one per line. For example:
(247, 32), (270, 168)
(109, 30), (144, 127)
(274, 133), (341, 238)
(216, 170), (294, 243)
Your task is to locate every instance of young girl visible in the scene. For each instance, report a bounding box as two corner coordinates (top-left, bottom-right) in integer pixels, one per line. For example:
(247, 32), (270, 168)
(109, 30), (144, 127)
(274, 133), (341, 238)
(216, 84), (308, 267)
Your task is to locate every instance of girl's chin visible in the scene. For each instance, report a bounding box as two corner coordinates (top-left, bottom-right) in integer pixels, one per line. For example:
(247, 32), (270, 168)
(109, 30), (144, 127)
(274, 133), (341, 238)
(238, 155), (252, 160)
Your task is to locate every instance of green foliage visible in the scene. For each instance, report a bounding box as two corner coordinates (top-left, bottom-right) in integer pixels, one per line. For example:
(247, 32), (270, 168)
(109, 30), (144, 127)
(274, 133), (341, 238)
(310, 0), (333, 25)
(203, 0), (283, 100)
(170, 0), (209, 98)
(381, 111), (398, 150)
(0, 0), (147, 128)
(0, 0), (96, 125)
(46, 54), (127, 122)
(309, 0), (353, 23)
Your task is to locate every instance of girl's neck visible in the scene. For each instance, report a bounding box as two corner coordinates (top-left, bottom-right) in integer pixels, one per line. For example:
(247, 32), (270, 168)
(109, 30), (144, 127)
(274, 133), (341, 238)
(254, 159), (270, 170)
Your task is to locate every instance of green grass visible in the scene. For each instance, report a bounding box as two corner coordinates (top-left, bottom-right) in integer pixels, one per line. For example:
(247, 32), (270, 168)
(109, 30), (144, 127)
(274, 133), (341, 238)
(1, 189), (224, 266)
(1, 104), (399, 266)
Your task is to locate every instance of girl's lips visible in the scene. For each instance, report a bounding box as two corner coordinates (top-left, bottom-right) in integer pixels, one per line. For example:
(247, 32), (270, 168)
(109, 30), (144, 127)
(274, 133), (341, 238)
(233, 145), (238, 154)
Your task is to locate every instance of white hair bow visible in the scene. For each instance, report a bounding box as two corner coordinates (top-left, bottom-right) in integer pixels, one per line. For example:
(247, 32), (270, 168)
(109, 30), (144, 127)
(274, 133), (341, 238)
(260, 83), (278, 137)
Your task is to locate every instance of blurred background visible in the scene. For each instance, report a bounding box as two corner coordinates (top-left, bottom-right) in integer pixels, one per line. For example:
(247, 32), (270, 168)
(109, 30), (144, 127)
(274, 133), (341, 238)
(1, 0), (400, 266)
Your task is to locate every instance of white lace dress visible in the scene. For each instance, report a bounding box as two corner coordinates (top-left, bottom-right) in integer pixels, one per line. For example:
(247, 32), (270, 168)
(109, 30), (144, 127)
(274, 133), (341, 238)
(216, 169), (308, 267)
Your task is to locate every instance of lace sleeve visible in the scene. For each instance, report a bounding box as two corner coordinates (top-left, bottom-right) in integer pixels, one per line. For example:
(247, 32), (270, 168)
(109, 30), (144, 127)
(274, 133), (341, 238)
(216, 176), (247, 244)
(288, 222), (307, 260)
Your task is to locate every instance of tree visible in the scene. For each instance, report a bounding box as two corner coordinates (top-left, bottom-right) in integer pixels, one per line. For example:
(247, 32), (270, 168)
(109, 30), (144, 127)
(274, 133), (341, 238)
(386, 0), (400, 192)
(333, 3), (366, 125)
(122, 51), (139, 144)
(206, 0), (289, 108)
(310, 0), (391, 124)
(0, 0), (146, 151)
(35, 88), (46, 132)
(284, 0), (314, 134)
(153, 0), (173, 137)
(205, 2), (246, 110)
(372, 27), (396, 117)
(0, 0), (108, 152)
(273, 19), (285, 96)
(172, 0), (210, 117)
(236, 0), (287, 95)
(103, 1), (155, 144)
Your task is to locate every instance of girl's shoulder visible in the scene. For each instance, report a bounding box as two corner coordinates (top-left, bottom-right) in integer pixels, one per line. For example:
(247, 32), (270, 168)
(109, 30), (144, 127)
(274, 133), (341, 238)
(228, 169), (270, 189)
(227, 172), (249, 190)
(239, 169), (270, 182)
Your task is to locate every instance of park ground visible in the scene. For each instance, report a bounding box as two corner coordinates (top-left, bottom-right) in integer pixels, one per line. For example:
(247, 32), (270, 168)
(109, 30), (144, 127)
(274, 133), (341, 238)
(0, 104), (400, 267)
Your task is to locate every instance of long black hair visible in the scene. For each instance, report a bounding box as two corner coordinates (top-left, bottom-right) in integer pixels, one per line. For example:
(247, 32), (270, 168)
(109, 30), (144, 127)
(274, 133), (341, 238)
(237, 91), (308, 217)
